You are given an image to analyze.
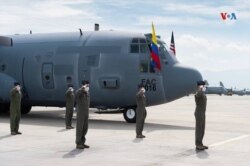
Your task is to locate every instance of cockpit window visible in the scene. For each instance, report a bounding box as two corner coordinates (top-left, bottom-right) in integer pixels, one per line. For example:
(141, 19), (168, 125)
(132, 38), (139, 43)
(130, 38), (152, 73)
(130, 38), (149, 54)
(158, 42), (168, 61)
(158, 40), (179, 65)
(140, 44), (148, 53)
(131, 45), (139, 53)
(139, 39), (146, 44)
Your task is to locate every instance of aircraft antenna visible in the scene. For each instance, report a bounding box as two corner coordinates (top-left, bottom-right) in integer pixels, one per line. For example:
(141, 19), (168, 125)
(79, 28), (83, 36)
(94, 23), (99, 31)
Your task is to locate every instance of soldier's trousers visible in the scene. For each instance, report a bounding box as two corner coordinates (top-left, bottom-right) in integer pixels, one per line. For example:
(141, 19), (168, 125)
(195, 113), (206, 146)
(65, 107), (73, 127)
(76, 117), (88, 145)
(136, 110), (146, 135)
(10, 109), (21, 132)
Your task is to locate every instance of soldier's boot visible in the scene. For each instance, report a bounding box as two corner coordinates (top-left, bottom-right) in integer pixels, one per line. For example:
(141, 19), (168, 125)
(196, 145), (205, 150)
(11, 132), (17, 135)
(136, 135), (145, 138)
(66, 126), (74, 129)
(83, 144), (90, 148)
(16, 131), (22, 135)
(202, 145), (208, 149)
(76, 145), (84, 149)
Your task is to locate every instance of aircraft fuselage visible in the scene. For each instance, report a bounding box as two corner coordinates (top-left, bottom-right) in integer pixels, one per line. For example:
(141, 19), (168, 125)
(0, 31), (202, 111)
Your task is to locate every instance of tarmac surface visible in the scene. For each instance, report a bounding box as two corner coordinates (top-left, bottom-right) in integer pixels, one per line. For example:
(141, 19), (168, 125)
(1, 95), (250, 166)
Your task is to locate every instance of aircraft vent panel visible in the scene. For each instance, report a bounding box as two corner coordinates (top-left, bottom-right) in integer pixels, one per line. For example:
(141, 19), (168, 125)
(100, 77), (119, 89)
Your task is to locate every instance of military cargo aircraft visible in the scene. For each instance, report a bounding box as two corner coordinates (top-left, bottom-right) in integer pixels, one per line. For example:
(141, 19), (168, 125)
(205, 81), (228, 95)
(245, 89), (250, 95)
(0, 27), (202, 122)
(231, 88), (246, 96)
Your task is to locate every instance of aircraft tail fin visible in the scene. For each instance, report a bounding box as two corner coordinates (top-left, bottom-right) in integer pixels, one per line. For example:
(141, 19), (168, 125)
(220, 81), (224, 87)
(0, 36), (13, 47)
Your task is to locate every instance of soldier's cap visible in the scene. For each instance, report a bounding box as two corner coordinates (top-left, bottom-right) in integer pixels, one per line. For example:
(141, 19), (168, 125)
(67, 84), (74, 88)
(14, 82), (20, 86)
(81, 80), (89, 85)
(138, 84), (144, 89)
(197, 81), (205, 86)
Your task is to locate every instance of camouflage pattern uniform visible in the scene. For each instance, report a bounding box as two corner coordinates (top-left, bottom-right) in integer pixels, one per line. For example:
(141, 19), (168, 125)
(65, 88), (74, 128)
(194, 90), (207, 146)
(75, 87), (90, 146)
(10, 87), (22, 134)
(136, 91), (147, 136)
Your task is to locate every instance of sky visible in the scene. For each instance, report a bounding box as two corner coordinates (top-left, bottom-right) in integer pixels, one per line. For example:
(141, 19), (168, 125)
(0, 0), (250, 89)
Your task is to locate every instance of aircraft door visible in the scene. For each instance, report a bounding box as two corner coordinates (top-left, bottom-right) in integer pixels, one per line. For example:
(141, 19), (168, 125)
(42, 63), (55, 89)
(78, 55), (95, 85)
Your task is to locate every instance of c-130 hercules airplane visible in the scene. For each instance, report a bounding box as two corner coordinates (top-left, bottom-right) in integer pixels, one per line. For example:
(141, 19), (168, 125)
(0, 24), (202, 122)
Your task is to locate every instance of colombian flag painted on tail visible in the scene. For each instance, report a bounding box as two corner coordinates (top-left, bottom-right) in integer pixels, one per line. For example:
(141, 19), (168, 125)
(151, 22), (161, 70)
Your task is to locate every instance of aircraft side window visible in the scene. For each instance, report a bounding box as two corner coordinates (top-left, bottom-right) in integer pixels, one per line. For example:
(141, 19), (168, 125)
(130, 44), (139, 53)
(130, 38), (150, 54)
(131, 38), (139, 53)
(140, 44), (148, 53)
(132, 38), (139, 43)
(139, 39), (146, 44)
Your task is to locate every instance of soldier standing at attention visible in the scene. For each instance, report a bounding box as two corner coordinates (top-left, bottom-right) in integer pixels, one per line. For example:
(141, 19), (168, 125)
(65, 84), (75, 129)
(195, 81), (208, 150)
(75, 81), (90, 149)
(136, 84), (147, 138)
(10, 82), (22, 135)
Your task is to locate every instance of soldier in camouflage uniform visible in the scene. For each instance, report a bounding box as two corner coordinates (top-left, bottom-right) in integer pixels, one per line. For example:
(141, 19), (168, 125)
(136, 84), (147, 138)
(75, 81), (90, 149)
(195, 81), (208, 150)
(10, 82), (22, 135)
(65, 84), (75, 129)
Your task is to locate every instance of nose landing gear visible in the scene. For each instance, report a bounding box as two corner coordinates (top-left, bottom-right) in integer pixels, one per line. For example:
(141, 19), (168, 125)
(123, 107), (136, 123)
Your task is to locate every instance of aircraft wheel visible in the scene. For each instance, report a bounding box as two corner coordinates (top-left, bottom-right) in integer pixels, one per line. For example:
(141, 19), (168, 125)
(123, 108), (136, 123)
(21, 105), (32, 114)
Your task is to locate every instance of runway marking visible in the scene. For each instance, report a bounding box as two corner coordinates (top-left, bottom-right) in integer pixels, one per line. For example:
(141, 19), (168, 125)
(210, 134), (250, 147)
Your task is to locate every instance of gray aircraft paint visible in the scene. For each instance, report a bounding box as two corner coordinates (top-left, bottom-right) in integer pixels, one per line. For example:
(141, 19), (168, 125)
(0, 30), (202, 110)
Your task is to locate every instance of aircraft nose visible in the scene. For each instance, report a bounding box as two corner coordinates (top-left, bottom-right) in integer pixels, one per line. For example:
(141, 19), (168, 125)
(164, 63), (203, 102)
(188, 67), (203, 89)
